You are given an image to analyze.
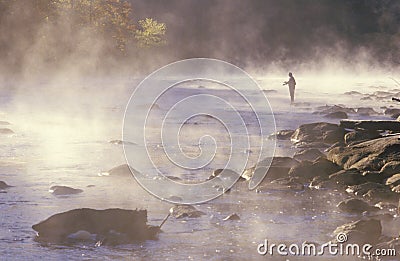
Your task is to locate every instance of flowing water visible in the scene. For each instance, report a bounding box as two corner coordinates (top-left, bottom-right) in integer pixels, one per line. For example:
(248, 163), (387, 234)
(0, 76), (397, 260)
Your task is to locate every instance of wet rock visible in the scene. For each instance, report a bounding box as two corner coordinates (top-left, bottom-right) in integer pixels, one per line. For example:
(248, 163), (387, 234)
(49, 186), (83, 196)
(32, 208), (158, 244)
(385, 173), (400, 187)
(363, 188), (400, 204)
(0, 128), (14, 134)
(379, 161), (400, 178)
(340, 120), (400, 132)
(328, 136), (400, 172)
(291, 122), (345, 144)
(309, 176), (335, 189)
(288, 157), (341, 182)
(242, 157), (299, 182)
(384, 108), (400, 118)
(333, 219), (382, 244)
(392, 184), (400, 193)
(294, 141), (331, 149)
(272, 129), (295, 140)
(293, 148), (324, 162)
(223, 213), (240, 221)
(344, 91), (362, 95)
(324, 111), (348, 119)
(344, 130), (381, 145)
(315, 105), (356, 114)
(357, 107), (378, 116)
(100, 164), (138, 177)
(346, 182), (386, 196)
(0, 181), (12, 189)
(328, 169), (369, 186)
(260, 177), (305, 191)
(337, 198), (379, 214)
(208, 169), (244, 182)
(169, 205), (205, 219)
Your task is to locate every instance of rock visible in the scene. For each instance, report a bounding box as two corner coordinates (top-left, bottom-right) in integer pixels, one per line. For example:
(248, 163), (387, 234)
(32, 208), (158, 244)
(0, 181), (12, 189)
(316, 105), (356, 114)
(385, 173), (400, 187)
(392, 184), (400, 193)
(380, 161), (400, 178)
(288, 157), (341, 182)
(328, 169), (370, 186)
(344, 130), (381, 145)
(273, 129), (295, 140)
(340, 120), (400, 132)
(257, 177), (304, 192)
(242, 157), (299, 182)
(208, 169), (243, 182)
(360, 96), (372, 100)
(293, 148), (324, 162)
(357, 107), (378, 116)
(291, 122), (345, 144)
(333, 219), (382, 244)
(223, 213), (240, 221)
(324, 111), (348, 119)
(67, 230), (95, 242)
(100, 164), (138, 177)
(346, 182), (386, 196)
(328, 136), (400, 172)
(169, 205), (205, 219)
(344, 91), (362, 95)
(384, 108), (400, 118)
(0, 128), (14, 134)
(363, 188), (400, 204)
(49, 186), (83, 196)
(294, 141), (331, 149)
(337, 198), (379, 213)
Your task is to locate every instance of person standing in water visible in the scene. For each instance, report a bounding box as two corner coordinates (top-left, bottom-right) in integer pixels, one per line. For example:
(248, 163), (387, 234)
(283, 72), (296, 104)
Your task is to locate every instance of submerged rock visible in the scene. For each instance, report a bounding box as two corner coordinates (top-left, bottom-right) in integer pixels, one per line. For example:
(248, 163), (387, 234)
(291, 122), (345, 144)
(0, 181), (12, 189)
(337, 198), (379, 214)
(100, 164), (138, 177)
(333, 219), (382, 244)
(169, 205), (205, 219)
(293, 148), (324, 162)
(223, 213), (240, 221)
(328, 136), (400, 172)
(32, 208), (159, 244)
(49, 186), (83, 196)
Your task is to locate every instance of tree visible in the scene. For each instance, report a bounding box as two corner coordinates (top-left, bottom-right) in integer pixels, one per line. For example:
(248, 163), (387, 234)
(135, 18), (167, 48)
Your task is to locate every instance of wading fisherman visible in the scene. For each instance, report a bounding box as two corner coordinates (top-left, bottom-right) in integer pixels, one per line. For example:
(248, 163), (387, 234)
(283, 72), (296, 104)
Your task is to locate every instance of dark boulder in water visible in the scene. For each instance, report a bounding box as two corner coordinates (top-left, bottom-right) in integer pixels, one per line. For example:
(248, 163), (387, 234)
(356, 107), (378, 116)
(291, 122), (345, 144)
(32, 208), (159, 244)
(100, 164), (138, 177)
(242, 157), (299, 182)
(293, 148), (324, 162)
(384, 108), (400, 118)
(333, 219), (382, 244)
(0, 181), (12, 189)
(169, 205), (205, 219)
(328, 136), (400, 173)
(49, 186), (83, 196)
(337, 198), (379, 214)
(288, 157), (341, 182)
(324, 111), (348, 119)
(315, 104), (355, 115)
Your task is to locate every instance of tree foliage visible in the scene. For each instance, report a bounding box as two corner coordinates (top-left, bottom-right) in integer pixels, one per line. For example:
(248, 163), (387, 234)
(135, 18), (167, 48)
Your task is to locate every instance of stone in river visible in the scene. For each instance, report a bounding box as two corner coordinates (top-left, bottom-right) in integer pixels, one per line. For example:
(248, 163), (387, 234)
(223, 213), (240, 221)
(49, 186), (83, 195)
(169, 205), (205, 219)
(0, 181), (12, 189)
(242, 157), (299, 182)
(333, 219), (382, 244)
(324, 111), (348, 119)
(291, 122), (345, 144)
(288, 157), (341, 182)
(337, 198), (379, 214)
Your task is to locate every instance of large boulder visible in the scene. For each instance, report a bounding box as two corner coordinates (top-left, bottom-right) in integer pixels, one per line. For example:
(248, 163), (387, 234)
(293, 148), (324, 162)
(333, 219), (382, 244)
(337, 198), (379, 214)
(32, 208), (159, 244)
(291, 122), (345, 144)
(288, 157), (341, 182)
(242, 157), (299, 182)
(328, 136), (400, 173)
(344, 130), (381, 145)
